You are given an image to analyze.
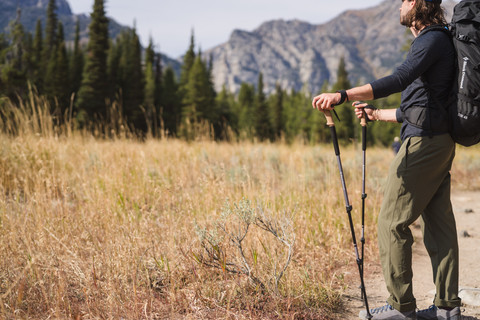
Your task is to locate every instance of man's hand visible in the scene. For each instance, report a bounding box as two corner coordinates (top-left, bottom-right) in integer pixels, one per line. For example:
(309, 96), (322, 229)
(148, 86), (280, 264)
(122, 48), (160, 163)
(354, 101), (377, 121)
(312, 92), (341, 111)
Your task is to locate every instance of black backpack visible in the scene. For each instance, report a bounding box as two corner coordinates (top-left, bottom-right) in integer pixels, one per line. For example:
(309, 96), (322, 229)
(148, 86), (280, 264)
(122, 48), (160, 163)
(448, 0), (480, 146)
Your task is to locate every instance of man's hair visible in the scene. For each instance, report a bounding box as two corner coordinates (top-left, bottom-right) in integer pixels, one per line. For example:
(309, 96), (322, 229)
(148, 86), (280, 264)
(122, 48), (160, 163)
(405, 0), (446, 29)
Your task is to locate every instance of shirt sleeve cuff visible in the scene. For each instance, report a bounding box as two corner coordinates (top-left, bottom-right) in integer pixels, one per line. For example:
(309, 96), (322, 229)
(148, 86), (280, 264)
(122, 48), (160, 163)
(396, 108), (404, 123)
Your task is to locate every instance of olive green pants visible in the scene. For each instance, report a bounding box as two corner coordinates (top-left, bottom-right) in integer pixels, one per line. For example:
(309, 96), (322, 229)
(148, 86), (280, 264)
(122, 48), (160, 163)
(378, 134), (461, 312)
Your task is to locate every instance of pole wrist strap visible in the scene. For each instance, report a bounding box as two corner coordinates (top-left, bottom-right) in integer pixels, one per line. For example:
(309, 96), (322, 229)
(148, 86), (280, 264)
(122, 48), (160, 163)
(336, 90), (349, 105)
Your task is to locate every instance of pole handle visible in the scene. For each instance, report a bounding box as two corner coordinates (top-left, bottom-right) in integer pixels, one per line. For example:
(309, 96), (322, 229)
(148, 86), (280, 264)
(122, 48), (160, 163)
(360, 112), (367, 127)
(324, 110), (335, 127)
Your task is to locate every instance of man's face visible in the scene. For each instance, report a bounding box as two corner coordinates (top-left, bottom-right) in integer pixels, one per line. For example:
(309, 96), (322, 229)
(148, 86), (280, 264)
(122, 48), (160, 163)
(400, 0), (416, 27)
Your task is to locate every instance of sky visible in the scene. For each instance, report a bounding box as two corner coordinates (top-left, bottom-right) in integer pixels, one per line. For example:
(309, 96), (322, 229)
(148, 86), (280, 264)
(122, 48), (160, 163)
(67, 0), (386, 58)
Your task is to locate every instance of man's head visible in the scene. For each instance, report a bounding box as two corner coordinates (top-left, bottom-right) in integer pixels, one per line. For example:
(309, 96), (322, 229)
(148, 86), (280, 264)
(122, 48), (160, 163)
(400, 0), (446, 30)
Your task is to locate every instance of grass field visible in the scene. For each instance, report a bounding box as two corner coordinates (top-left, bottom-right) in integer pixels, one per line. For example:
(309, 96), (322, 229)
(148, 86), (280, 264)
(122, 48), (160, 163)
(1, 100), (480, 319)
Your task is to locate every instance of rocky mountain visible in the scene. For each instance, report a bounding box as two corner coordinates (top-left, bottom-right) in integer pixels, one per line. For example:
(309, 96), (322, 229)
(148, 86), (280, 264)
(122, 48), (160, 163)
(0, 0), (123, 44)
(207, 0), (457, 94)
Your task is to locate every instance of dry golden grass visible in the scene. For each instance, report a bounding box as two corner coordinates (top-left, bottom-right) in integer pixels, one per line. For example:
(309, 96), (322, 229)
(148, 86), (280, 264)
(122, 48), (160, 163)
(1, 97), (479, 319)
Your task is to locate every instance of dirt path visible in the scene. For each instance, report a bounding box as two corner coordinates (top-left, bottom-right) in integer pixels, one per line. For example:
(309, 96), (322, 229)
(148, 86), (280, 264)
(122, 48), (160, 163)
(341, 191), (480, 320)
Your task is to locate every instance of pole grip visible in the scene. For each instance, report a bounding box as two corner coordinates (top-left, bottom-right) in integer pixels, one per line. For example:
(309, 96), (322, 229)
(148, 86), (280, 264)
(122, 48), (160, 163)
(324, 110), (340, 155)
(324, 110), (335, 127)
(360, 115), (367, 127)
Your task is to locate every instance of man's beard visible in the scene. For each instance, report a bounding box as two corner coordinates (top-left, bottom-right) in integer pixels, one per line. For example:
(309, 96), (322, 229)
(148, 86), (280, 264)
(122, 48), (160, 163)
(401, 10), (414, 27)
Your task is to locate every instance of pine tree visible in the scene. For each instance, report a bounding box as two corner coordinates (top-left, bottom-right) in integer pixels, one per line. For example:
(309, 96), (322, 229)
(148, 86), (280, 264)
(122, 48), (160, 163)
(120, 26), (144, 130)
(254, 73), (272, 141)
(153, 52), (163, 107)
(106, 38), (121, 100)
(76, 0), (109, 123)
(309, 80), (330, 143)
(162, 66), (180, 136)
(53, 21), (69, 111)
(182, 54), (208, 126)
(144, 37), (155, 108)
(144, 37), (158, 135)
(331, 57), (354, 143)
(22, 30), (33, 87)
(1, 10), (28, 99)
(70, 20), (84, 98)
(205, 53), (218, 135)
(237, 82), (255, 139)
(31, 19), (43, 91)
(179, 31), (196, 90)
(282, 87), (312, 143)
(215, 85), (235, 140)
(43, 0), (57, 58)
(41, 0), (59, 102)
(269, 83), (284, 140)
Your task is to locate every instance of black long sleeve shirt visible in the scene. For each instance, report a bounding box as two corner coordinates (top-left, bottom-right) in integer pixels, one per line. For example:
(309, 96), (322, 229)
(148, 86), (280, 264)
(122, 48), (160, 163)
(369, 26), (455, 140)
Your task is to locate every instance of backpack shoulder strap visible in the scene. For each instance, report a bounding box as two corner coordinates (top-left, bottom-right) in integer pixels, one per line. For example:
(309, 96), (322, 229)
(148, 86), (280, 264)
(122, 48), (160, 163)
(420, 24), (452, 37)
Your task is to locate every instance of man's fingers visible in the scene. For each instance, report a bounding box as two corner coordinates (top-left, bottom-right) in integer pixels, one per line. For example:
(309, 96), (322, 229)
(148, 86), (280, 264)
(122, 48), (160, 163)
(352, 101), (367, 108)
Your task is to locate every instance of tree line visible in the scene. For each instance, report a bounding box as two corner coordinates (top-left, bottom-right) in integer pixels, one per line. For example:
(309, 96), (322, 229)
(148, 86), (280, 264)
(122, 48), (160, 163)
(0, 0), (401, 145)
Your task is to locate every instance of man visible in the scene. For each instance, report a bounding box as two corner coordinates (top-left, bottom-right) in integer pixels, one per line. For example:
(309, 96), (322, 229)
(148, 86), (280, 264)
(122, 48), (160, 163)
(312, 0), (462, 319)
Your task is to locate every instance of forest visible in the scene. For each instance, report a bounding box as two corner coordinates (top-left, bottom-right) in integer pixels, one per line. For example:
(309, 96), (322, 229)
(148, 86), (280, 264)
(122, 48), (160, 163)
(0, 0), (402, 145)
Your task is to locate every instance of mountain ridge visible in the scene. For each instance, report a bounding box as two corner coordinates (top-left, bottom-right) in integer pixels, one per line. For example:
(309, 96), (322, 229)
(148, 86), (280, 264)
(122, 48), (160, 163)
(206, 0), (457, 94)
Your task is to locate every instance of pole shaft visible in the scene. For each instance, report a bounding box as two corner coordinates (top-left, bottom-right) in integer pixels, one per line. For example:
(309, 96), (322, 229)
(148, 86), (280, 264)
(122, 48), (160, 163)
(324, 109), (371, 318)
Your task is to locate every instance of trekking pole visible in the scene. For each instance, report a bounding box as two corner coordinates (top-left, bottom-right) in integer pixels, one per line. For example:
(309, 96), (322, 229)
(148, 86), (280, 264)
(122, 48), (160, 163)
(323, 109), (372, 319)
(360, 109), (368, 305)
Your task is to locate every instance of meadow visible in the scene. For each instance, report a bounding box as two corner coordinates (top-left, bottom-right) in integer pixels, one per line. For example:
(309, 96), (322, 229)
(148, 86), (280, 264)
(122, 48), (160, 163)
(1, 98), (480, 319)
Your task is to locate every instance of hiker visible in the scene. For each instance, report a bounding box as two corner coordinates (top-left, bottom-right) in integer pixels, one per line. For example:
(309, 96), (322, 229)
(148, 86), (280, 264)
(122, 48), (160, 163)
(312, 0), (461, 319)
(392, 137), (401, 154)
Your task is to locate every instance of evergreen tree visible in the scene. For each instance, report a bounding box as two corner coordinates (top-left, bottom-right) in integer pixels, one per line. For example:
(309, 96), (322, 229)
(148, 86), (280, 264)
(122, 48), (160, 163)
(22, 30), (33, 86)
(70, 20), (84, 98)
(41, 0), (60, 103)
(182, 54), (212, 128)
(144, 37), (158, 135)
(215, 85), (235, 140)
(119, 26), (144, 130)
(179, 31), (196, 90)
(236, 82), (255, 139)
(254, 73), (272, 141)
(331, 57), (354, 143)
(144, 37), (155, 108)
(204, 53), (219, 137)
(153, 52), (163, 108)
(283, 87), (312, 143)
(76, 0), (109, 123)
(31, 19), (43, 91)
(308, 80), (330, 143)
(43, 0), (57, 59)
(1, 11), (28, 99)
(269, 83), (284, 140)
(161, 66), (180, 136)
(106, 38), (121, 100)
(283, 89), (299, 143)
(52, 21), (69, 111)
